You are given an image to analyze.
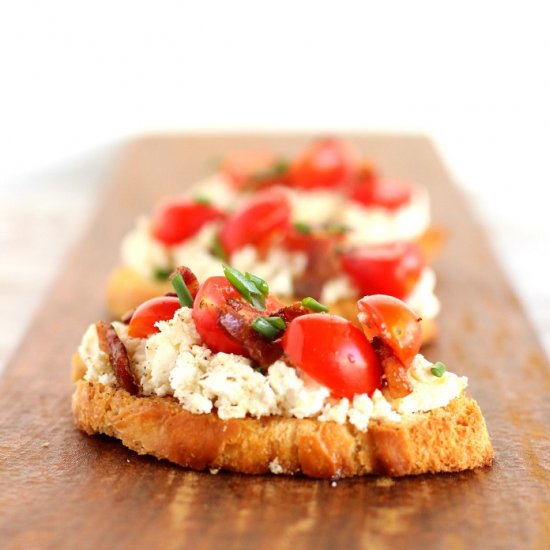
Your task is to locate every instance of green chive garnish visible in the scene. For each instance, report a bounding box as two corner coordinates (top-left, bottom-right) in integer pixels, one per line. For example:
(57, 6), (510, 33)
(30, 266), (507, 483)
(294, 222), (312, 235)
(223, 264), (265, 310)
(301, 296), (329, 313)
(171, 272), (194, 307)
(211, 234), (227, 261)
(194, 195), (212, 206)
(251, 317), (285, 340)
(325, 223), (348, 234)
(245, 272), (269, 297)
(265, 316), (285, 330)
(153, 267), (172, 281)
(273, 160), (289, 175)
(250, 159), (289, 184)
(431, 362), (447, 378)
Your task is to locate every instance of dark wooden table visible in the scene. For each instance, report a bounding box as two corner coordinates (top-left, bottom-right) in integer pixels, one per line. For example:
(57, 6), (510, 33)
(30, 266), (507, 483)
(1, 135), (549, 549)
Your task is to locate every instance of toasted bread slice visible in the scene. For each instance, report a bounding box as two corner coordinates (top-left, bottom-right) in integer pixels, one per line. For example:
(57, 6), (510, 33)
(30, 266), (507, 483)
(72, 377), (493, 479)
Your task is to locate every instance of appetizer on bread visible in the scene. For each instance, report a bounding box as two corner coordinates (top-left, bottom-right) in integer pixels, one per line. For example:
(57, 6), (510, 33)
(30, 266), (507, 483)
(107, 138), (444, 342)
(76, 265), (493, 478)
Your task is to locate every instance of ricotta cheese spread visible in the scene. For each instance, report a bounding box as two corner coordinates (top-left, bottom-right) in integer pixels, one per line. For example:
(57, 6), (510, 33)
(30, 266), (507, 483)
(186, 170), (431, 247)
(79, 308), (467, 432)
(187, 173), (239, 209)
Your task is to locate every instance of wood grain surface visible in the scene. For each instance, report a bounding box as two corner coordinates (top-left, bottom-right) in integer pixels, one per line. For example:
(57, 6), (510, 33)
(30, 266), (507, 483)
(1, 135), (549, 550)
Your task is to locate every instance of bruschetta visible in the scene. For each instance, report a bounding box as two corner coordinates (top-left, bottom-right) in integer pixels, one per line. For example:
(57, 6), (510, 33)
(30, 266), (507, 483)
(76, 265), (492, 478)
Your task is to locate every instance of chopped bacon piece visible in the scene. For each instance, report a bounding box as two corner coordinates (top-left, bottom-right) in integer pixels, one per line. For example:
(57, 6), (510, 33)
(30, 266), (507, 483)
(372, 338), (413, 398)
(293, 234), (342, 300)
(218, 309), (284, 368)
(273, 303), (310, 323)
(120, 308), (135, 324)
(95, 321), (139, 395)
(170, 266), (200, 300)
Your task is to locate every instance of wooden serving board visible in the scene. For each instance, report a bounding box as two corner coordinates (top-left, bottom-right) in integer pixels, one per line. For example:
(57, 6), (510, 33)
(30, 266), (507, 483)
(1, 135), (549, 549)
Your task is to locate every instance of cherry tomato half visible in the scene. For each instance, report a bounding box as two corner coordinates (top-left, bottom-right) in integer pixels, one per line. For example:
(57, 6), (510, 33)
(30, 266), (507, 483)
(290, 138), (359, 189)
(282, 314), (382, 398)
(193, 276), (284, 355)
(192, 276), (248, 355)
(220, 189), (291, 257)
(357, 295), (421, 369)
(221, 149), (289, 190)
(128, 296), (182, 339)
(350, 178), (413, 211)
(151, 198), (224, 246)
(341, 242), (425, 299)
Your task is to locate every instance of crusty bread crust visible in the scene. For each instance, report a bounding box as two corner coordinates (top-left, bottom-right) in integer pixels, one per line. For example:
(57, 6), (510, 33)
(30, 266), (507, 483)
(105, 266), (438, 344)
(106, 266), (173, 320)
(72, 378), (493, 479)
(416, 225), (446, 264)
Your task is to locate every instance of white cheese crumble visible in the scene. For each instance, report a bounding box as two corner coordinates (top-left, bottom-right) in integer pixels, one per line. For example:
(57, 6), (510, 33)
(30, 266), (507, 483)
(284, 188), (345, 225)
(79, 324), (116, 387)
(269, 458), (284, 475)
(121, 217), (172, 280)
(230, 246), (307, 298)
(405, 267), (440, 321)
(187, 173), (240, 209)
(171, 223), (225, 284)
(342, 186), (431, 245)
(320, 275), (357, 305)
(80, 308), (466, 432)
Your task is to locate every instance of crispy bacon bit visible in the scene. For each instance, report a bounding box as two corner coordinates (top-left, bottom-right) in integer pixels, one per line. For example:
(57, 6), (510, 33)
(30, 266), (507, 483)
(95, 321), (139, 395)
(217, 309), (283, 368)
(293, 235), (342, 300)
(170, 266), (200, 299)
(273, 303), (310, 324)
(120, 308), (135, 324)
(372, 338), (413, 398)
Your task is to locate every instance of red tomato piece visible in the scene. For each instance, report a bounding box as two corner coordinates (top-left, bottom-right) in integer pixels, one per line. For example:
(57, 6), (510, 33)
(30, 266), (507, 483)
(283, 224), (316, 252)
(357, 295), (422, 369)
(221, 149), (289, 190)
(350, 178), (413, 210)
(290, 138), (359, 189)
(341, 242), (425, 299)
(220, 189), (291, 257)
(193, 275), (285, 355)
(192, 276), (249, 355)
(128, 297), (182, 339)
(282, 314), (382, 398)
(151, 198), (224, 246)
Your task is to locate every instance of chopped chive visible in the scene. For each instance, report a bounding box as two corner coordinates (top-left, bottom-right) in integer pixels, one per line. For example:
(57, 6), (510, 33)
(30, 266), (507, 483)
(194, 195), (212, 206)
(250, 159), (289, 183)
(171, 272), (194, 307)
(211, 233), (227, 261)
(223, 264), (266, 310)
(273, 159), (289, 175)
(264, 316), (286, 330)
(431, 362), (447, 377)
(153, 267), (172, 281)
(301, 296), (329, 313)
(294, 222), (312, 235)
(251, 317), (284, 340)
(245, 272), (269, 297)
(325, 223), (348, 234)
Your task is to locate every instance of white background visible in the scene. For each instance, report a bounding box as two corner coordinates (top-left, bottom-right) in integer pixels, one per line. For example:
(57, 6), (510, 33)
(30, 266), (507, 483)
(1, 1), (549, 368)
